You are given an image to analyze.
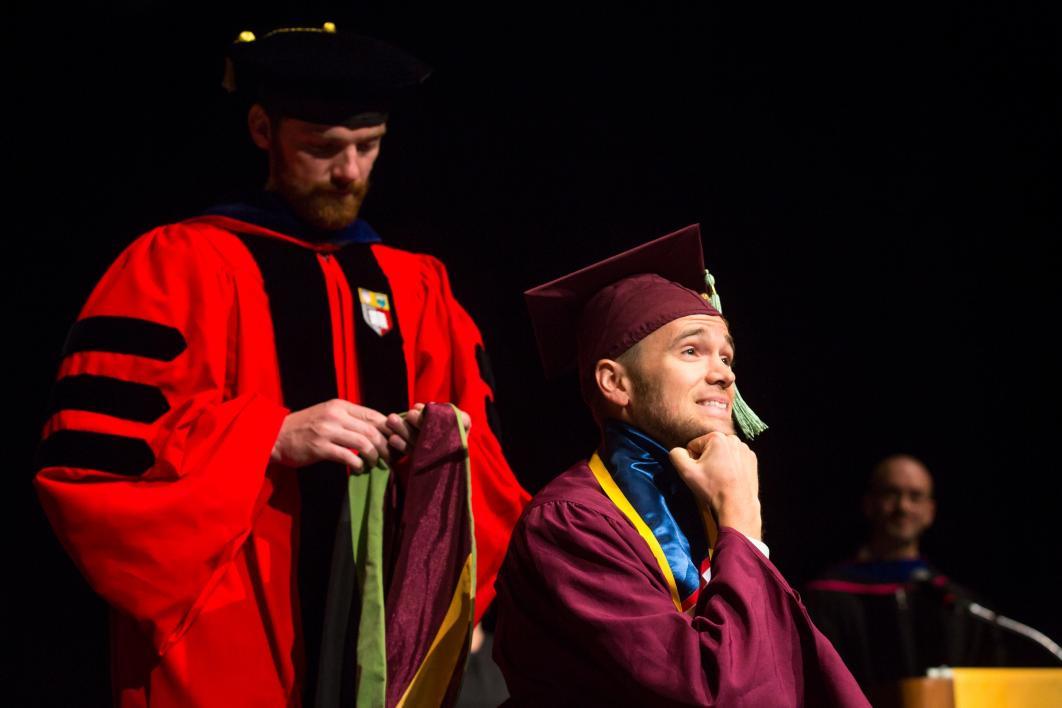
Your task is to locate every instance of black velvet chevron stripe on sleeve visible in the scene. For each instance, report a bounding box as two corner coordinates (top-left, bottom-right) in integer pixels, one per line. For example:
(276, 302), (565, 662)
(62, 316), (187, 361)
(37, 430), (156, 477)
(48, 374), (171, 424)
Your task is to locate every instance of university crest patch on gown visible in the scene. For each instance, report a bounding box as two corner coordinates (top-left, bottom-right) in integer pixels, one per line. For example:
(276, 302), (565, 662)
(358, 287), (393, 336)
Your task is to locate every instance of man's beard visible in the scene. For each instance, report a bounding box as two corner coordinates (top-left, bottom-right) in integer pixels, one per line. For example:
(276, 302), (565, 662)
(270, 143), (370, 230)
(278, 178), (370, 231)
(627, 371), (733, 450)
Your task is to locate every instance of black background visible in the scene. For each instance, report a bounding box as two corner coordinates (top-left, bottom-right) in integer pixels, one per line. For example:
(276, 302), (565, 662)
(11, 2), (1061, 704)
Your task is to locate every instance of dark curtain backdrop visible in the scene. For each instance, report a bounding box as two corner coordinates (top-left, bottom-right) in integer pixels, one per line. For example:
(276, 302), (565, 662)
(11, 2), (1060, 704)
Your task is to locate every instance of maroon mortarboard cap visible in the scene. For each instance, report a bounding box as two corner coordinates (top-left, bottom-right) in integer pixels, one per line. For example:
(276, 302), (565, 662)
(524, 225), (720, 395)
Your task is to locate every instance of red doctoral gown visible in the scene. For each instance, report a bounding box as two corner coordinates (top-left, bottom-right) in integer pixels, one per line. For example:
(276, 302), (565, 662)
(35, 215), (529, 706)
(494, 462), (869, 707)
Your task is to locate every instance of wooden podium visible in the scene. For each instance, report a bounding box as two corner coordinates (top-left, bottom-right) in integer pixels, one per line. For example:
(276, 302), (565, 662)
(868, 669), (1062, 708)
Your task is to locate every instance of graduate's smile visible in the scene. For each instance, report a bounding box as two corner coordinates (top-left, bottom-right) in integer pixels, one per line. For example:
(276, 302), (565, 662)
(696, 396), (730, 416)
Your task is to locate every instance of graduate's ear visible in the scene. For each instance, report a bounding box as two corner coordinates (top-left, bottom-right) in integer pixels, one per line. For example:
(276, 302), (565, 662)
(248, 104), (273, 151)
(595, 359), (631, 408)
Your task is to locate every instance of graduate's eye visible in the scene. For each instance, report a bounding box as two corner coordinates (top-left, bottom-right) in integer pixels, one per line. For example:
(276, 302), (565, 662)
(721, 355), (733, 367)
(681, 346), (697, 356)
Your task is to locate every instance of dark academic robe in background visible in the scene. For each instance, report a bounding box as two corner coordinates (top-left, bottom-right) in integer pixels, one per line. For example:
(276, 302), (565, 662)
(804, 557), (1056, 693)
(494, 461), (869, 707)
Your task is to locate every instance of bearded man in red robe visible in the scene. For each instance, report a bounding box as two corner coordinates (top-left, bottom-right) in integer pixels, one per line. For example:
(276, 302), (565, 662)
(35, 23), (527, 707)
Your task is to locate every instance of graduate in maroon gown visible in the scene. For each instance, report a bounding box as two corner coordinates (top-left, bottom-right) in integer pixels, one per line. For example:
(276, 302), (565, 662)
(493, 226), (869, 706)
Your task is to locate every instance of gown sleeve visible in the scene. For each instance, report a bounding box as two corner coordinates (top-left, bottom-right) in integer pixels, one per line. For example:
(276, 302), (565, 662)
(34, 225), (289, 656)
(495, 498), (869, 707)
(404, 254), (530, 621)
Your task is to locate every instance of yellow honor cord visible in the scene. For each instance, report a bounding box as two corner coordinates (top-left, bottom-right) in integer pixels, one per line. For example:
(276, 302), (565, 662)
(588, 453), (684, 612)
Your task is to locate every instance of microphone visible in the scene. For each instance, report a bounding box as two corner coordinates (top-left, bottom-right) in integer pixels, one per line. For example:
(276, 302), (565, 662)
(963, 602), (1062, 663)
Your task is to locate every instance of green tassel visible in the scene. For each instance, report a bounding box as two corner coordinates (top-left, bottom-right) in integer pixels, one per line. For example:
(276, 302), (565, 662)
(705, 271), (768, 439)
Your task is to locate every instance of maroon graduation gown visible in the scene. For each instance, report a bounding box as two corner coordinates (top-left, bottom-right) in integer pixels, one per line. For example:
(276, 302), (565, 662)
(493, 461), (869, 707)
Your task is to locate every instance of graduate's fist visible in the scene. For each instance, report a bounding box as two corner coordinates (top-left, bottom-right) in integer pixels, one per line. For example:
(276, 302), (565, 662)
(271, 399), (391, 471)
(670, 432), (762, 540)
